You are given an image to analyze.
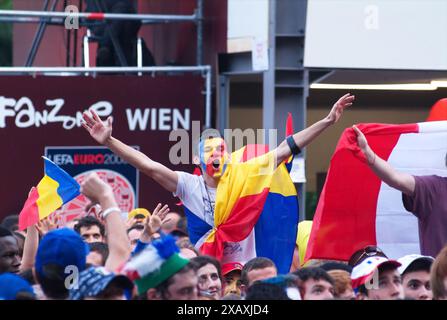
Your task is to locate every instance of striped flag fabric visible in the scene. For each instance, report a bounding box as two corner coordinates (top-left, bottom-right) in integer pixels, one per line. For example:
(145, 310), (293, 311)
(18, 157), (81, 230)
(196, 145), (299, 274)
(305, 121), (447, 262)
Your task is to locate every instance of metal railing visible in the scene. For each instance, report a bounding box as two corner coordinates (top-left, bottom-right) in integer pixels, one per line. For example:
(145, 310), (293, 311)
(0, 9), (197, 23)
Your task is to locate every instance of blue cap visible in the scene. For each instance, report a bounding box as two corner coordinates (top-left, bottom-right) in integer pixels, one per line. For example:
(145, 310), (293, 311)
(0, 273), (35, 300)
(69, 267), (134, 300)
(35, 228), (89, 277)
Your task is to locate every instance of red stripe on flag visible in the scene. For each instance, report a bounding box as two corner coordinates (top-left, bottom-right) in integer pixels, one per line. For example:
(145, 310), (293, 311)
(87, 13), (105, 21)
(200, 188), (270, 259)
(241, 144), (269, 162)
(286, 113), (294, 136)
(18, 187), (40, 231)
(305, 123), (419, 262)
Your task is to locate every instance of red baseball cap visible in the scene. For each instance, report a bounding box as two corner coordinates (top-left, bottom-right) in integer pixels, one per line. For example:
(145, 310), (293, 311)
(222, 262), (243, 276)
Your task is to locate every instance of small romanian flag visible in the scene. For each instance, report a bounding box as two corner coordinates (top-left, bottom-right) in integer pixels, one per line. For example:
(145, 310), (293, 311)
(18, 157), (80, 230)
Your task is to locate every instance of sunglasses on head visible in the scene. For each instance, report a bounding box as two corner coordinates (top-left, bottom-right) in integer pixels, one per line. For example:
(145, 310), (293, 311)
(348, 245), (387, 266)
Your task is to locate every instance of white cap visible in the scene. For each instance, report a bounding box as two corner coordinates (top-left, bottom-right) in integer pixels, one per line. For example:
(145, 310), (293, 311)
(397, 254), (434, 275)
(351, 256), (401, 289)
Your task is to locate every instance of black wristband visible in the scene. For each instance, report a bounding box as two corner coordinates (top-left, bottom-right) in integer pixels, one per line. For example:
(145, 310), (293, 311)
(286, 135), (301, 155)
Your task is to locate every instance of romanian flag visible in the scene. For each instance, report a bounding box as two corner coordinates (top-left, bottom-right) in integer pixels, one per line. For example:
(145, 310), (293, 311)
(18, 157), (80, 230)
(199, 145), (299, 273)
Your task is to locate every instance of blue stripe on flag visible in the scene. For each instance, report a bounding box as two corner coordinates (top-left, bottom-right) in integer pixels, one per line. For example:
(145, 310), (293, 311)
(184, 206), (213, 245)
(254, 193), (299, 274)
(43, 157), (80, 203)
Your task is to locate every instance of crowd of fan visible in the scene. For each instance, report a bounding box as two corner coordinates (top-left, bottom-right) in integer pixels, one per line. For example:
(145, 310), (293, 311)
(0, 173), (446, 301)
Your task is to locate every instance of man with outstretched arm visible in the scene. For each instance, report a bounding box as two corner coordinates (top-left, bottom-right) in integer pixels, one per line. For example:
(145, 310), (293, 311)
(82, 93), (355, 263)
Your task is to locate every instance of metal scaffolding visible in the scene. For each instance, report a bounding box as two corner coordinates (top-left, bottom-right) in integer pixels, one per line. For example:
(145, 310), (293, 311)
(0, 2), (210, 126)
(0, 0), (204, 65)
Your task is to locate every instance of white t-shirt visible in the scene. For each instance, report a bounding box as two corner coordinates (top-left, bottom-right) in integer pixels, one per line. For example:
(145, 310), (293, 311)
(174, 171), (256, 265)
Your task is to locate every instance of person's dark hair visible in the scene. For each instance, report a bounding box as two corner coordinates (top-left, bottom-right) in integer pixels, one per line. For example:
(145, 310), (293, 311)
(88, 242), (109, 266)
(403, 259), (432, 276)
(0, 225), (13, 238)
(245, 282), (290, 300)
(348, 245), (387, 267)
(35, 264), (70, 299)
(293, 267), (335, 287)
(154, 263), (196, 299)
(74, 216), (105, 237)
(320, 262), (353, 274)
(127, 224), (144, 234)
(1, 215), (19, 232)
(241, 257), (276, 286)
(19, 268), (36, 285)
(191, 255), (223, 283)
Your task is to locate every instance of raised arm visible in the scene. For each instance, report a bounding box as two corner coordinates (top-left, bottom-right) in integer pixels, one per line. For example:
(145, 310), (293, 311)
(80, 173), (131, 272)
(20, 225), (39, 272)
(275, 93), (355, 165)
(353, 125), (415, 196)
(82, 110), (178, 193)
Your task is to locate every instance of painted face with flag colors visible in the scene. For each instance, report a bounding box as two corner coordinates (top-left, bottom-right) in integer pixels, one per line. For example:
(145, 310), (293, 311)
(199, 137), (229, 178)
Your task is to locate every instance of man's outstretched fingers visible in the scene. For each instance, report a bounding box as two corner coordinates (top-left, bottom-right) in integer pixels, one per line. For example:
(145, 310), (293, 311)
(81, 121), (92, 131)
(82, 111), (95, 126)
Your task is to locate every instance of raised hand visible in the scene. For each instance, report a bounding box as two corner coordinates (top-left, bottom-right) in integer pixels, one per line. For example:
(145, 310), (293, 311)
(80, 172), (114, 205)
(353, 125), (375, 165)
(140, 203), (170, 242)
(326, 93), (355, 124)
(352, 125), (368, 151)
(82, 109), (113, 145)
(149, 203), (170, 234)
(36, 216), (57, 236)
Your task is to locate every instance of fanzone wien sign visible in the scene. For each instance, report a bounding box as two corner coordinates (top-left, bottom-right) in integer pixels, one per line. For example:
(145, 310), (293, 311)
(0, 75), (204, 220)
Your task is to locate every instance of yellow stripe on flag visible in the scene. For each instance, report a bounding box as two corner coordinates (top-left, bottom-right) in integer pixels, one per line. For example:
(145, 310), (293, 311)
(36, 175), (63, 219)
(205, 150), (276, 244)
(270, 165), (298, 196)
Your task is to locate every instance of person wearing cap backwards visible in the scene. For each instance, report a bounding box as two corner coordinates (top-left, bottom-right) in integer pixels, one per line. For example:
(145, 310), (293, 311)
(82, 94), (354, 265)
(398, 254), (434, 300)
(222, 262), (243, 297)
(351, 256), (404, 300)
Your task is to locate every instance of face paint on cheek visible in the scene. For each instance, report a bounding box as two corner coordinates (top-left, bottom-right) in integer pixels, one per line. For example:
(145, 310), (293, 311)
(199, 139), (228, 177)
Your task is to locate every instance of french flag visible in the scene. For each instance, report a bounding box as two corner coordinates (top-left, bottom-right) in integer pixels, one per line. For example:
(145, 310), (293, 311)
(305, 121), (447, 262)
